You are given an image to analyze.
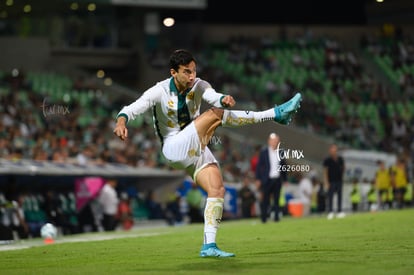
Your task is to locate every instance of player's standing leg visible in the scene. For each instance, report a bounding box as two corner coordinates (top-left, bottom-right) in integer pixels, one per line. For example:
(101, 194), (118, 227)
(196, 165), (235, 257)
(194, 108), (235, 257)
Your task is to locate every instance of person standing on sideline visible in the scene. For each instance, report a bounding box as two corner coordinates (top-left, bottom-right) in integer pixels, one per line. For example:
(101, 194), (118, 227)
(323, 143), (346, 219)
(390, 156), (408, 209)
(350, 178), (362, 212)
(375, 160), (391, 210)
(97, 178), (119, 231)
(117, 192), (134, 230)
(250, 145), (261, 174)
(366, 180), (377, 211)
(238, 176), (257, 218)
(255, 133), (288, 223)
(113, 49), (302, 257)
(298, 171), (315, 217)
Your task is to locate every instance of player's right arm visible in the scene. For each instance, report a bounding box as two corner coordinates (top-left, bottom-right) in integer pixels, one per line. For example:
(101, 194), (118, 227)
(197, 79), (236, 108)
(114, 85), (162, 141)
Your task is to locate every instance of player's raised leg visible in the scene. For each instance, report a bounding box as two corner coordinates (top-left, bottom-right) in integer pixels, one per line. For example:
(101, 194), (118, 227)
(221, 92), (302, 127)
(194, 92), (302, 144)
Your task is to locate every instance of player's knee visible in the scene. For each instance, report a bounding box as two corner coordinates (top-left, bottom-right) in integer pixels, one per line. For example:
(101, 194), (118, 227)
(218, 186), (226, 197)
(208, 107), (224, 121)
(210, 185), (225, 198)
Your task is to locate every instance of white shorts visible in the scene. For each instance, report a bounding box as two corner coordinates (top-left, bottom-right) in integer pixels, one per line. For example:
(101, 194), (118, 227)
(162, 122), (218, 181)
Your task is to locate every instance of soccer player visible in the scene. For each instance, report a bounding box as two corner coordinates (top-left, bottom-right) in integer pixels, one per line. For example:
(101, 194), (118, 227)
(113, 49), (302, 257)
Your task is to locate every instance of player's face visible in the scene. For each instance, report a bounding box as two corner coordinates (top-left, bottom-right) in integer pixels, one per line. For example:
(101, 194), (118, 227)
(171, 61), (196, 92)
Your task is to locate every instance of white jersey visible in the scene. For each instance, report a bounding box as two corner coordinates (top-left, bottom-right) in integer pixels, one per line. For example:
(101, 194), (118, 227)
(117, 77), (225, 144)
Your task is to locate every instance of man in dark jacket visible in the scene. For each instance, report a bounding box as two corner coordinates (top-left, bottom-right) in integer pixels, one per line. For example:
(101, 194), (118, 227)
(255, 133), (288, 223)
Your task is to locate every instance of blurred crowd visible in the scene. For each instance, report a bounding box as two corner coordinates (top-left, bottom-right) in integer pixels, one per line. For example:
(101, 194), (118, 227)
(0, 70), (164, 168)
(201, 32), (414, 156)
(0, 70), (258, 186)
(1, 31), (414, 180)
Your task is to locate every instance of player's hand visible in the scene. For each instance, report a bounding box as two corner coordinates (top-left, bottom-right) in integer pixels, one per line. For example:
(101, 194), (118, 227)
(114, 117), (128, 140)
(114, 124), (128, 140)
(221, 95), (236, 108)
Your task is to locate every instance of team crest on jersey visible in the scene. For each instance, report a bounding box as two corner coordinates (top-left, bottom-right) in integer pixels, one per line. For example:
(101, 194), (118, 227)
(167, 109), (175, 117)
(186, 91), (195, 100)
(187, 148), (198, 157)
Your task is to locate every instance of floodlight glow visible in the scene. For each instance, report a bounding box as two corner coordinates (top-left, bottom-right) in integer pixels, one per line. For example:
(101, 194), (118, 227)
(163, 17), (175, 27)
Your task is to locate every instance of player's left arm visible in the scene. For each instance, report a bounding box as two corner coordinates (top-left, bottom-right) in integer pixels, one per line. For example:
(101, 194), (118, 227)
(198, 79), (236, 108)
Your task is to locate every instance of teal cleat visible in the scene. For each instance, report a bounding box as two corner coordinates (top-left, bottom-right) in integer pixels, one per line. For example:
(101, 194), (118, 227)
(274, 92), (302, 125)
(200, 243), (235, 258)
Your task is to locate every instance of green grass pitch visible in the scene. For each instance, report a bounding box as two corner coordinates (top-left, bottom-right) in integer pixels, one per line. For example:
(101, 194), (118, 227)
(1, 209), (413, 275)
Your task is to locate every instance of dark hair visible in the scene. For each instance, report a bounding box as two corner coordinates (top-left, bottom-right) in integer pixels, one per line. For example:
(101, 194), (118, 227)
(169, 49), (196, 71)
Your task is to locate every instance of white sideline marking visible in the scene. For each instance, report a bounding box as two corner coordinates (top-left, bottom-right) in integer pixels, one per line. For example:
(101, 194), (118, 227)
(0, 232), (164, 251)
